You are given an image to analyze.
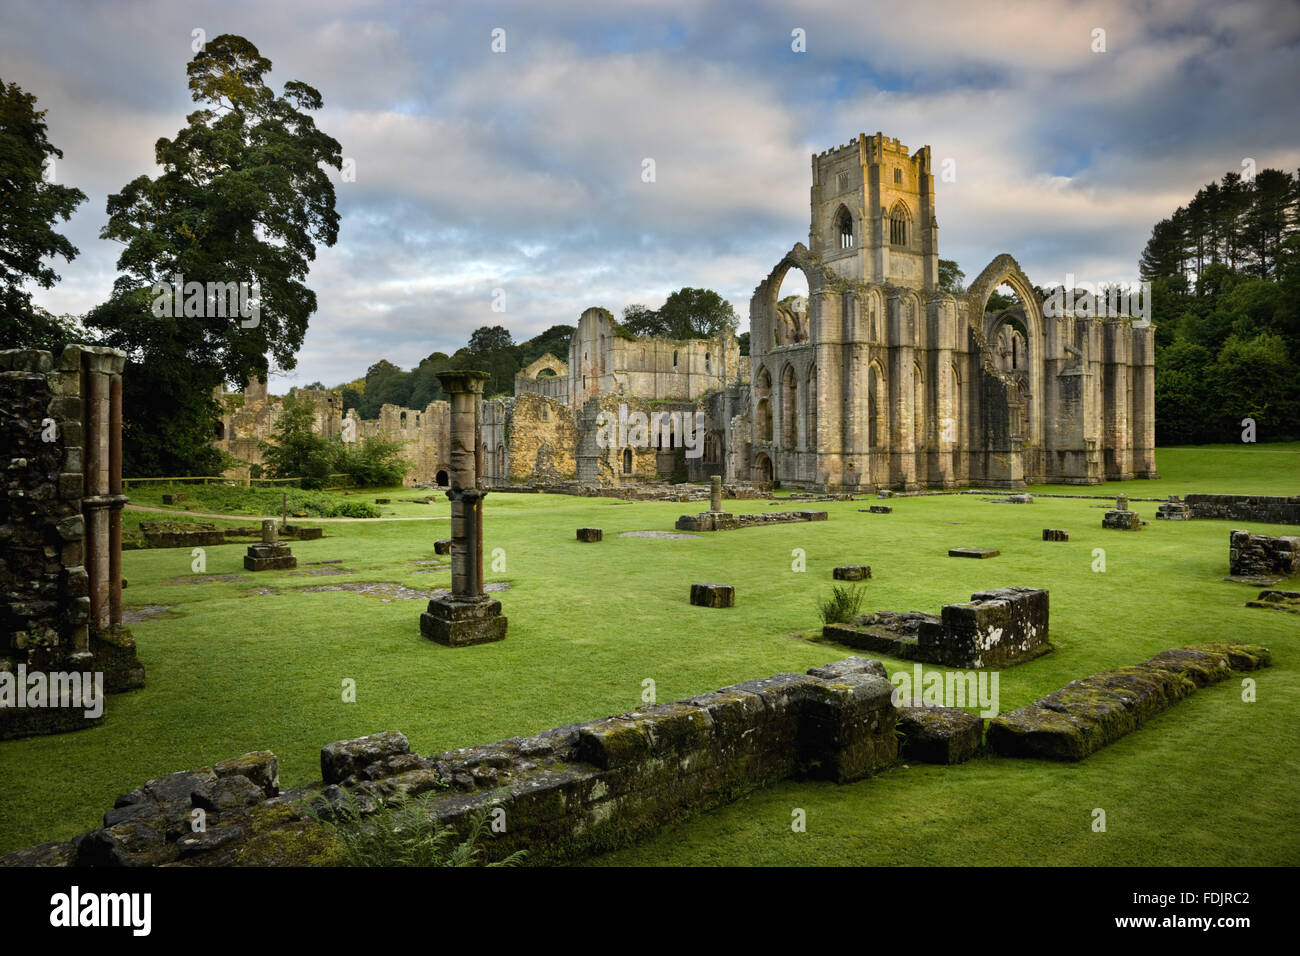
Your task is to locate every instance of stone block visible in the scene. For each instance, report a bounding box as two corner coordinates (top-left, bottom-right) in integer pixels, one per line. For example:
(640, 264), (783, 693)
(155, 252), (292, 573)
(576, 528), (603, 542)
(690, 583), (735, 607)
(434, 538), (452, 555)
(935, 587), (1050, 669)
(0, 349), (53, 373)
(1042, 529), (1069, 541)
(420, 595), (508, 647)
(1102, 510), (1141, 530)
(897, 703), (983, 764)
(214, 751), (280, 797)
(321, 731), (411, 785)
(867, 505), (893, 514)
(832, 565), (871, 581)
(799, 673), (898, 783)
(949, 547), (999, 558)
(805, 657), (888, 681)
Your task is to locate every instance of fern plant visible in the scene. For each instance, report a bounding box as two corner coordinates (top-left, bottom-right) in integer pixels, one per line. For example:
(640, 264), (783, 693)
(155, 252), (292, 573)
(307, 788), (527, 867)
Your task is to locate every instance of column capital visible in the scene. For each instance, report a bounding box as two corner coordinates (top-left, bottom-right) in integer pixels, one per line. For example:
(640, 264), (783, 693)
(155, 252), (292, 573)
(437, 370), (490, 395)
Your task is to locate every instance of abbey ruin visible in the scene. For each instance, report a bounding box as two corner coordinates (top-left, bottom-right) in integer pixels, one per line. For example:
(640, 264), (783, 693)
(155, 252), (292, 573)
(216, 132), (1157, 493)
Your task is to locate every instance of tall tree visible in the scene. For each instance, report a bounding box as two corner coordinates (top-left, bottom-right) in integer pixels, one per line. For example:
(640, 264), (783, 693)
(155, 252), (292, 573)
(938, 259), (965, 293)
(0, 79), (87, 349)
(87, 35), (342, 474)
(656, 288), (739, 339)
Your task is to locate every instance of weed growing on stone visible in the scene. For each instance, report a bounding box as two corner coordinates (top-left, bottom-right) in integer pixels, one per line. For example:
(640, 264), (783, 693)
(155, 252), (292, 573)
(818, 584), (866, 624)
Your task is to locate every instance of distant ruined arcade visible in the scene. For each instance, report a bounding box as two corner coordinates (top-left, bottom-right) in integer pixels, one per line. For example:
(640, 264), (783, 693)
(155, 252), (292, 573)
(216, 132), (1156, 494)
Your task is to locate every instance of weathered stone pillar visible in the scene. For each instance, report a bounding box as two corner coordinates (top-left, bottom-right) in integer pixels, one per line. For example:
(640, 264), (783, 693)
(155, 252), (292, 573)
(244, 517), (295, 570)
(710, 475), (722, 513)
(78, 347), (130, 644)
(421, 371), (508, 646)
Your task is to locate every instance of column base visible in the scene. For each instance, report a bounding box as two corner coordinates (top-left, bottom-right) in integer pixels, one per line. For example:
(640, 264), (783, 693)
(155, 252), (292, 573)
(421, 595), (508, 647)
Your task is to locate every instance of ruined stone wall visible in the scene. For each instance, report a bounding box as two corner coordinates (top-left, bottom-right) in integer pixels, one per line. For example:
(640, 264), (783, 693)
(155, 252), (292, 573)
(1229, 530), (1299, 578)
(0, 657), (897, 866)
(214, 380), (341, 479)
(568, 306), (740, 408)
(374, 402), (450, 485)
(823, 587), (1050, 669)
(214, 379), (452, 486)
(514, 354), (570, 403)
(501, 392), (577, 484)
(1, 347), (144, 740)
(1188, 495), (1300, 525)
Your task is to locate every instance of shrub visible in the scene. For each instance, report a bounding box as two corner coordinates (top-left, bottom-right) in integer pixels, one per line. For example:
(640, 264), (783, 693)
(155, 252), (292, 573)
(334, 435), (411, 488)
(308, 789), (526, 867)
(818, 584), (865, 624)
(260, 394), (335, 489)
(328, 500), (380, 519)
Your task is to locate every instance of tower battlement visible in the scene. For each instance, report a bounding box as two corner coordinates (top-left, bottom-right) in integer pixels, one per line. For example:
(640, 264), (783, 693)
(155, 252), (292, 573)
(809, 132), (938, 288)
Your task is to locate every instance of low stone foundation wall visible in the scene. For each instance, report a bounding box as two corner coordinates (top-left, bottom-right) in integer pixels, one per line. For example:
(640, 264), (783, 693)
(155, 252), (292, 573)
(492, 481), (773, 502)
(987, 642), (1270, 761)
(824, 587), (1051, 668)
(123, 522), (325, 550)
(675, 510), (828, 532)
(1185, 494), (1300, 525)
(1229, 530), (1299, 578)
(1, 657), (898, 867)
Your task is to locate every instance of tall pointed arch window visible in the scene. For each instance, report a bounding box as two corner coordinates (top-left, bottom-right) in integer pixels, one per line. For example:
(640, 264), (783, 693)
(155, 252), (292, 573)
(889, 203), (909, 247)
(836, 206), (854, 249)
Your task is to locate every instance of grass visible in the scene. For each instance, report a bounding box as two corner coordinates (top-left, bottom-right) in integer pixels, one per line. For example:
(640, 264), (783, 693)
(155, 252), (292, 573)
(1, 445), (1297, 865)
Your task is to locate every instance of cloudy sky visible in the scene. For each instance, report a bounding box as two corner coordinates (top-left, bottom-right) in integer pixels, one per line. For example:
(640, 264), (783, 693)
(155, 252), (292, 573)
(4, 0), (1299, 390)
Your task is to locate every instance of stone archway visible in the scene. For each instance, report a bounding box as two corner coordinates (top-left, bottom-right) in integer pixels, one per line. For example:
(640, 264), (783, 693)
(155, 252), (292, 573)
(965, 254), (1046, 448)
(755, 243), (826, 349)
(754, 452), (773, 485)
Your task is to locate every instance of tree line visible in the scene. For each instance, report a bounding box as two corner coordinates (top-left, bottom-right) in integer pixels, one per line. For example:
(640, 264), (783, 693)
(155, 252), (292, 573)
(1140, 167), (1300, 443)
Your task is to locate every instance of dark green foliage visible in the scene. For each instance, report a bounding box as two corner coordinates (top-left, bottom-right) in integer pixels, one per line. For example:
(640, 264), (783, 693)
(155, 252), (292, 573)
(86, 35), (340, 473)
(621, 288), (738, 340)
(260, 393), (334, 489)
(817, 585), (866, 625)
(308, 790), (526, 867)
(334, 435), (411, 487)
(143, 482), (378, 517)
(467, 325), (518, 398)
(0, 79), (88, 349)
(1140, 168), (1300, 443)
(938, 259), (965, 294)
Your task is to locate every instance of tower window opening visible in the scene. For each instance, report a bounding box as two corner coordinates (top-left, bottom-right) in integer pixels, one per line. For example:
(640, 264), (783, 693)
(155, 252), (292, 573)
(836, 207), (854, 250)
(890, 205), (908, 246)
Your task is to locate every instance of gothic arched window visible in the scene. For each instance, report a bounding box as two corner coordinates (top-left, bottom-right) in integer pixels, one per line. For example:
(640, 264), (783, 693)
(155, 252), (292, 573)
(889, 204), (908, 247)
(836, 206), (854, 249)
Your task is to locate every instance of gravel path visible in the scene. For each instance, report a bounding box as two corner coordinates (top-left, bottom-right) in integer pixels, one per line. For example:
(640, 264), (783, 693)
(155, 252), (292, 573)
(125, 505), (448, 523)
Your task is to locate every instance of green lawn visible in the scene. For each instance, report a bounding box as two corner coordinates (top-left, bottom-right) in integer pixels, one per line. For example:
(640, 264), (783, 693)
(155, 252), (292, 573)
(1, 445), (1297, 864)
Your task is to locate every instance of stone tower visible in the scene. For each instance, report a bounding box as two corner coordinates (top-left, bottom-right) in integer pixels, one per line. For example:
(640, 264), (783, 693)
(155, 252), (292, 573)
(809, 132), (939, 290)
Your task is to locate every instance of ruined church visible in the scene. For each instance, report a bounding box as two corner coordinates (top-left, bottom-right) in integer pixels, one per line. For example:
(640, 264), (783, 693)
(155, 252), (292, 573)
(217, 132), (1157, 493)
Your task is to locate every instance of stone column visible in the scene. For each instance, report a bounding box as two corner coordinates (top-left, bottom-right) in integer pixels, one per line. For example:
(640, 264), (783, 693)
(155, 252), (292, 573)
(420, 371), (508, 646)
(78, 347), (130, 642)
(710, 475), (722, 513)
